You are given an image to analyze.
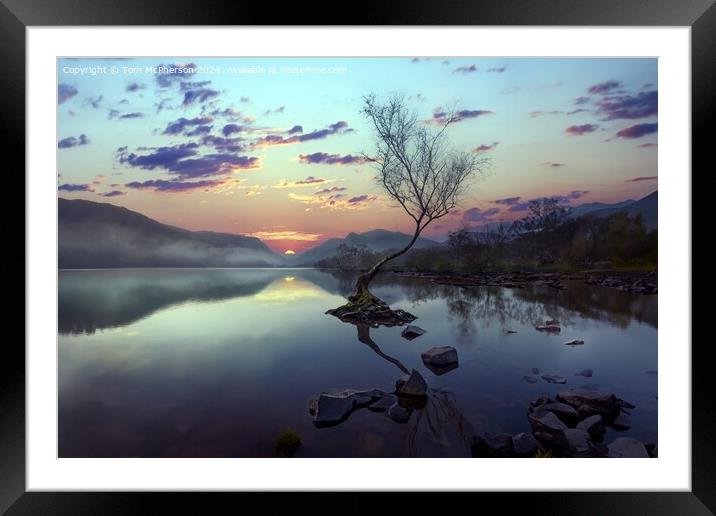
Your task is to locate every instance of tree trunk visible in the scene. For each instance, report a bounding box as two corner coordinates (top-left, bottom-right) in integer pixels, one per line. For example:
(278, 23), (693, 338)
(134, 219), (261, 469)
(352, 224), (422, 300)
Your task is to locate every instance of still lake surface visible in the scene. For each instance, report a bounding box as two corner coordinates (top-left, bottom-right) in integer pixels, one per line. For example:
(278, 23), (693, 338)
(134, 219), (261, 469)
(58, 268), (657, 457)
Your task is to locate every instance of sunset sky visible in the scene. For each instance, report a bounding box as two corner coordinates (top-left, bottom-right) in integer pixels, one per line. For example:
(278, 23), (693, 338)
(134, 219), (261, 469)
(57, 57), (657, 253)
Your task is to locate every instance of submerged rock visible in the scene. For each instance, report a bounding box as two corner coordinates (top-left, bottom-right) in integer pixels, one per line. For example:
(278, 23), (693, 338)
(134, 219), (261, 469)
(401, 325), (426, 340)
(387, 403), (411, 423)
(528, 409), (568, 434)
(535, 325), (561, 333)
(540, 401), (579, 424)
(542, 374), (567, 384)
(395, 369), (428, 397)
(611, 411), (632, 431)
(523, 375), (538, 384)
(424, 362), (459, 376)
(421, 346), (458, 367)
(471, 432), (515, 458)
(576, 369), (594, 377)
(607, 437), (649, 458)
(556, 389), (621, 419)
(576, 414), (605, 442)
(368, 393), (397, 412)
(512, 432), (542, 457)
(564, 339), (585, 346)
(312, 394), (359, 428)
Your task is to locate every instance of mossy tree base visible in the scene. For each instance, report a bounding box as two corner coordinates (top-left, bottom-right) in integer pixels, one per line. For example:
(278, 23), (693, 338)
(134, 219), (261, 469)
(326, 289), (417, 327)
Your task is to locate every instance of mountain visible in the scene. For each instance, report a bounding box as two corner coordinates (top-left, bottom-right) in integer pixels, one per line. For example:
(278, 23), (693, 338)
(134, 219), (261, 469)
(584, 191), (657, 230)
(568, 199), (636, 219)
(292, 229), (441, 266)
(58, 198), (283, 268)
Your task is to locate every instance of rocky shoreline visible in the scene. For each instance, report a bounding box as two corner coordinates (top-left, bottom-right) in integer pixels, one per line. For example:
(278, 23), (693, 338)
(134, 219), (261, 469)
(394, 270), (657, 295)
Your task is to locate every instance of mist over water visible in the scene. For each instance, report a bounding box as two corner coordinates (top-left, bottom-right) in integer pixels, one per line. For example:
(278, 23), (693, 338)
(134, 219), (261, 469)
(58, 269), (657, 457)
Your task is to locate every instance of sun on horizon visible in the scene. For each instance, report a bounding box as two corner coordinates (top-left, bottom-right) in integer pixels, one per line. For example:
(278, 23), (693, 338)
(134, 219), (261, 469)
(284, 250), (296, 255)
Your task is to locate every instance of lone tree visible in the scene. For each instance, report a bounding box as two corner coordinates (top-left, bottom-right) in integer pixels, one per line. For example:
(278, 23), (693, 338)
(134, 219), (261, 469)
(328, 94), (488, 324)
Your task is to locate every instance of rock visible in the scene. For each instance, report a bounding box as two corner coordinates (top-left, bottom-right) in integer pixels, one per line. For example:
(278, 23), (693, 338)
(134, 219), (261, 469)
(577, 404), (600, 419)
(540, 402), (579, 424)
(368, 393), (397, 412)
(531, 367), (540, 375)
(611, 411), (632, 430)
(576, 369), (593, 377)
(607, 437), (649, 458)
(542, 374), (567, 384)
(523, 375), (538, 384)
(563, 428), (594, 457)
(395, 369), (428, 397)
(545, 319), (560, 326)
(312, 394), (358, 427)
(576, 414), (605, 441)
(387, 403), (411, 423)
(421, 346), (458, 367)
(564, 339), (585, 346)
(471, 432), (515, 458)
(401, 325), (426, 340)
(556, 389), (620, 419)
(424, 362), (459, 376)
(618, 398), (636, 410)
(528, 409), (568, 434)
(504, 329), (518, 334)
(512, 432), (542, 457)
(535, 325), (561, 333)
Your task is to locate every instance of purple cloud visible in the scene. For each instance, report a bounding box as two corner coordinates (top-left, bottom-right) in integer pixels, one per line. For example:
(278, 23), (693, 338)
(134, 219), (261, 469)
(58, 84), (78, 104)
(253, 121), (352, 147)
(454, 65), (478, 73)
(58, 183), (92, 192)
(474, 142), (499, 154)
(637, 143), (658, 148)
(182, 88), (220, 106)
(117, 143), (260, 178)
(288, 125), (303, 134)
(506, 190), (590, 212)
(163, 116), (213, 135)
(184, 125), (212, 137)
(58, 134), (89, 148)
(565, 124), (599, 136)
(155, 63), (197, 88)
(587, 80), (623, 95)
(222, 123), (244, 137)
(615, 122), (657, 139)
(493, 196), (521, 206)
(574, 96), (591, 105)
(126, 82), (146, 92)
(595, 90), (657, 120)
(200, 135), (245, 153)
(542, 162), (566, 167)
(314, 186), (347, 195)
(119, 112), (144, 119)
(626, 176), (657, 182)
(100, 190), (126, 197)
(125, 179), (225, 193)
(298, 152), (369, 165)
(462, 207), (500, 222)
(487, 67), (506, 73)
(432, 108), (494, 124)
(348, 194), (377, 204)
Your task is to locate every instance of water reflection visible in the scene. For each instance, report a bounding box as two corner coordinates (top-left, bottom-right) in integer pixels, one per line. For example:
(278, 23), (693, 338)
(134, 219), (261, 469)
(58, 269), (657, 457)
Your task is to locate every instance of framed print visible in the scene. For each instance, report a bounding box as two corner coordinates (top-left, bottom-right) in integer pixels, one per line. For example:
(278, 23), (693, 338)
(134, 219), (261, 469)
(4, 0), (712, 512)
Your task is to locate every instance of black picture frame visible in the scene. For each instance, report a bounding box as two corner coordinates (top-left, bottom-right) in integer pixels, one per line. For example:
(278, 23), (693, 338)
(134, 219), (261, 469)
(3, 0), (710, 513)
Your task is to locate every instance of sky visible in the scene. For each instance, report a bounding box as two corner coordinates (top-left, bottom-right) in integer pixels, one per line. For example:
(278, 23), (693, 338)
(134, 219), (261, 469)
(57, 57), (657, 253)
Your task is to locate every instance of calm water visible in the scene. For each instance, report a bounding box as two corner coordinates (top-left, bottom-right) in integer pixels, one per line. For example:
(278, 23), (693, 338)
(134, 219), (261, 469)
(58, 269), (658, 457)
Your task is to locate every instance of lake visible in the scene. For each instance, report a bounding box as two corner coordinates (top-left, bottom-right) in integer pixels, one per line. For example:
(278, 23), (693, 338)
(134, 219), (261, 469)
(58, 268), (658, 457)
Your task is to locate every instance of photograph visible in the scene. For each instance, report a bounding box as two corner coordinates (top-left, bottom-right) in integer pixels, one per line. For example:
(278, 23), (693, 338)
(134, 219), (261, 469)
(56, 56), (658, 459)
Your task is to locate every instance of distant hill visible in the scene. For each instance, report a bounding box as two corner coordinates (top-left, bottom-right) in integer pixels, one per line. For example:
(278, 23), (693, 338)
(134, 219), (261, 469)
(58, 198), (283, 268)
(568, 199), (636, 219)
(292, 229), (441, 266)
(582, 191), (657, 230)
